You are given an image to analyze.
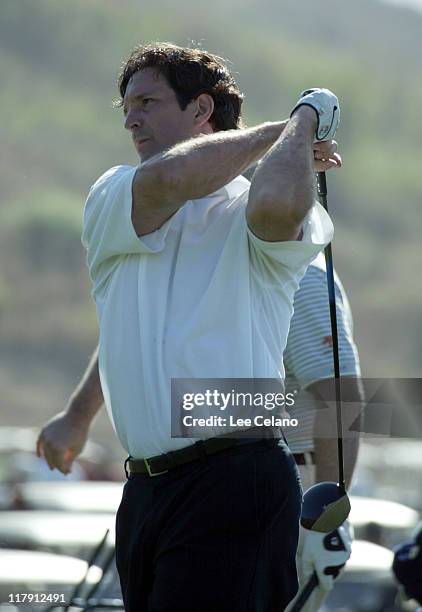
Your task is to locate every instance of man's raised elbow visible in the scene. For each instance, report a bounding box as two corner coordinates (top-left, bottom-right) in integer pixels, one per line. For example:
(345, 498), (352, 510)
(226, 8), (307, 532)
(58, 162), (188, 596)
(133, 155), (182, 207)
(246, 190), (311, 241)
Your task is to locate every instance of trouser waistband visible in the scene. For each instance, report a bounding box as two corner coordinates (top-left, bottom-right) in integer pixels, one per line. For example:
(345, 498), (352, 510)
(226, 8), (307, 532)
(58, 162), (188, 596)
(125, 427), (280, 477)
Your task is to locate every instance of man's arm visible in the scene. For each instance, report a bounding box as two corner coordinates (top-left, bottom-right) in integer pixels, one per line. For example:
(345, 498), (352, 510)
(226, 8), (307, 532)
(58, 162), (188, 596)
(132, 121), (286, 235)
(308, 376), (364, 488)
(36, 346), (104, 474)
(66, 346), (103, 423)
(247, 107), (319, 242)
(132, 106), (341, 240)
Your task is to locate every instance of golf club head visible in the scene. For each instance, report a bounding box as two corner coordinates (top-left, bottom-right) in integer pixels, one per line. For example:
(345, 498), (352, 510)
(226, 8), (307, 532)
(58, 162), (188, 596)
(301, 481), (350, 532)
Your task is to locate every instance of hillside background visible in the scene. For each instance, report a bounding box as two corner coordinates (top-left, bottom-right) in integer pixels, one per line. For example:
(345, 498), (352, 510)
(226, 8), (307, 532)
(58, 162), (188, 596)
(1, 0), (421, 458)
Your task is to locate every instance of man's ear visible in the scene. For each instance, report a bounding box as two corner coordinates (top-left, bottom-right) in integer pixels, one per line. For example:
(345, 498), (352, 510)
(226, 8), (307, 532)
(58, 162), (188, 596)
(193, 93), (214, 127)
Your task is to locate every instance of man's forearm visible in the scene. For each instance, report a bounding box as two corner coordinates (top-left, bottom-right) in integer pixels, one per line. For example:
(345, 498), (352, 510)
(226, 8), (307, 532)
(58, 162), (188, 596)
(309, 376), (363, 488)
(314, 432), (359, 489)
(67, 346), (104, 425)
(246, 107), (317, 241)
(142, 121), (286, 202)
(132, 120), (288, 236)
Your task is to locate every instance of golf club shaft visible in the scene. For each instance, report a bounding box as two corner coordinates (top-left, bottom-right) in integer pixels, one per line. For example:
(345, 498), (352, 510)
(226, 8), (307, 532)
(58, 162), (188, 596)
(82, 547), (116, 610)
(288, 173), (345, 612)
(65, 528), (110, 610)
(288, 572), (319, 612)
(317, 171), (345, 492)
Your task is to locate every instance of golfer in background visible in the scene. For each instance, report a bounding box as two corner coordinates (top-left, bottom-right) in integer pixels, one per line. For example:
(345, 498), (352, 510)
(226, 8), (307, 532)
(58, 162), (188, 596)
(284, 254), (362, 611)
(37, 42), (341, 611)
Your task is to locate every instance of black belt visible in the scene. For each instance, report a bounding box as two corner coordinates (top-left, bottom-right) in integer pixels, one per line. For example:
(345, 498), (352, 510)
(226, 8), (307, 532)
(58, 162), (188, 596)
(127, 429), (279, 477)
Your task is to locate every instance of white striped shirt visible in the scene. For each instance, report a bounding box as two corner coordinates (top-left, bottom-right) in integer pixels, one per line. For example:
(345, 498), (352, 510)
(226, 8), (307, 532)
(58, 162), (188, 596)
(283, 252), (361, 453)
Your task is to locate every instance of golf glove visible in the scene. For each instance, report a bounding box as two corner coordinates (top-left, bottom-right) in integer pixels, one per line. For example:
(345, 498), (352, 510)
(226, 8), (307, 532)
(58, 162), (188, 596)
(301, 520), (353, 590)
(291, 88), (340, 141)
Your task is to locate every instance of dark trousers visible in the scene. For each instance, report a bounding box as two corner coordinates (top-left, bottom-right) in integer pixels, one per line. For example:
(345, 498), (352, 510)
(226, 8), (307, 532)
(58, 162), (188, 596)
(115, 439), (302, 612)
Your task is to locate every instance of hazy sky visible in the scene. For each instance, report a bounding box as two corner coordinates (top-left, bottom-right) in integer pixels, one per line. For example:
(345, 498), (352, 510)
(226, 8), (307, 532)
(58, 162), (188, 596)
(381, 0), (422, 11)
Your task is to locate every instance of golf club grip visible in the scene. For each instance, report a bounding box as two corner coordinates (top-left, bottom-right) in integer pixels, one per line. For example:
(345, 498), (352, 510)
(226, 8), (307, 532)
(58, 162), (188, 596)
(317, 170), (327, 197)
(289, 572), (319, 612)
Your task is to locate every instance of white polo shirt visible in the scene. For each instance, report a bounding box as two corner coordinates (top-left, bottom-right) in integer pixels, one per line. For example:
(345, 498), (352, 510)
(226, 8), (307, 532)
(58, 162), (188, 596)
(82, 165), (333, 458)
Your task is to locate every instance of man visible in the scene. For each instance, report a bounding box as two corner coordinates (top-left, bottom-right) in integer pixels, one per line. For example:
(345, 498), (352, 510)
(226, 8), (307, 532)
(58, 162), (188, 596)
(284, 253), (362, 611)
(37, 43), (341, 611)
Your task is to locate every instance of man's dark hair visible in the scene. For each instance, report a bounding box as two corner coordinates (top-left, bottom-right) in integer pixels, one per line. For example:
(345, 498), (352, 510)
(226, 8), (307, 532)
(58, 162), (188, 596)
(117, 42), (244, 131)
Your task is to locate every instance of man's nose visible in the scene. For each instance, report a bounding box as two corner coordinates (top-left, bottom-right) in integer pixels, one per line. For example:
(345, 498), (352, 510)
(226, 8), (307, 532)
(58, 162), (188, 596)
(124, 110), (142, 131)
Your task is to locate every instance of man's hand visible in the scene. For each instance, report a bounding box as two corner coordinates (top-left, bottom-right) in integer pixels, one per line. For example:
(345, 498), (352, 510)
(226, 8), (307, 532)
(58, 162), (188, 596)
(301, 521), (353, 590)
(35, 347), (103, 474)
(292, 87), (342, 172)
(36, 410), (90, 475)
(292, 87), (340, 142)
(313, 140), (342, 172)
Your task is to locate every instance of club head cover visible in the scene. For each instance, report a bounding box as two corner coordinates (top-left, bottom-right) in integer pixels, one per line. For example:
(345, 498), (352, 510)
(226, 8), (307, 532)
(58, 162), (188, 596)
(301, 482), (351, 532)
(291, 88), (340, 142)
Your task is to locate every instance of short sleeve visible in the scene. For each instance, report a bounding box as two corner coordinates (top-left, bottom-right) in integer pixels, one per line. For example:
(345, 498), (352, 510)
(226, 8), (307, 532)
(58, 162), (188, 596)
(246, 201), (334, 272)
(81, 165), (172, 295)
(284, 264), (361, 389)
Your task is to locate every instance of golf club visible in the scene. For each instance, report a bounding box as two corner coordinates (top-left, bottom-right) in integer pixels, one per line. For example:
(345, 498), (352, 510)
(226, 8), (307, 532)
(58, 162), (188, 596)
(290, 170), (350, 611)
(43, 529), (111, 612)
(288, 572), (319, 612)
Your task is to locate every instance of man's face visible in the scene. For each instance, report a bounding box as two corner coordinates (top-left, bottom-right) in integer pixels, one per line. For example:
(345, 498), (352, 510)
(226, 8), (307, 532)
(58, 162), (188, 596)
(123, 68), (199, 162)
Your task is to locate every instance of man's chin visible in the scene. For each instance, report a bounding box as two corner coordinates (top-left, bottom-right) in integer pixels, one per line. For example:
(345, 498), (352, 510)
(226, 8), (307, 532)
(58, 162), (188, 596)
(137, 146), (169, 164)
(135, 142), (157, 162)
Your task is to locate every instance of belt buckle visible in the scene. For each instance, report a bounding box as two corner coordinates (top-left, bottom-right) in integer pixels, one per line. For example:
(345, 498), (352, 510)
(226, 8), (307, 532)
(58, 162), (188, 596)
(143, 458), (168, 477)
